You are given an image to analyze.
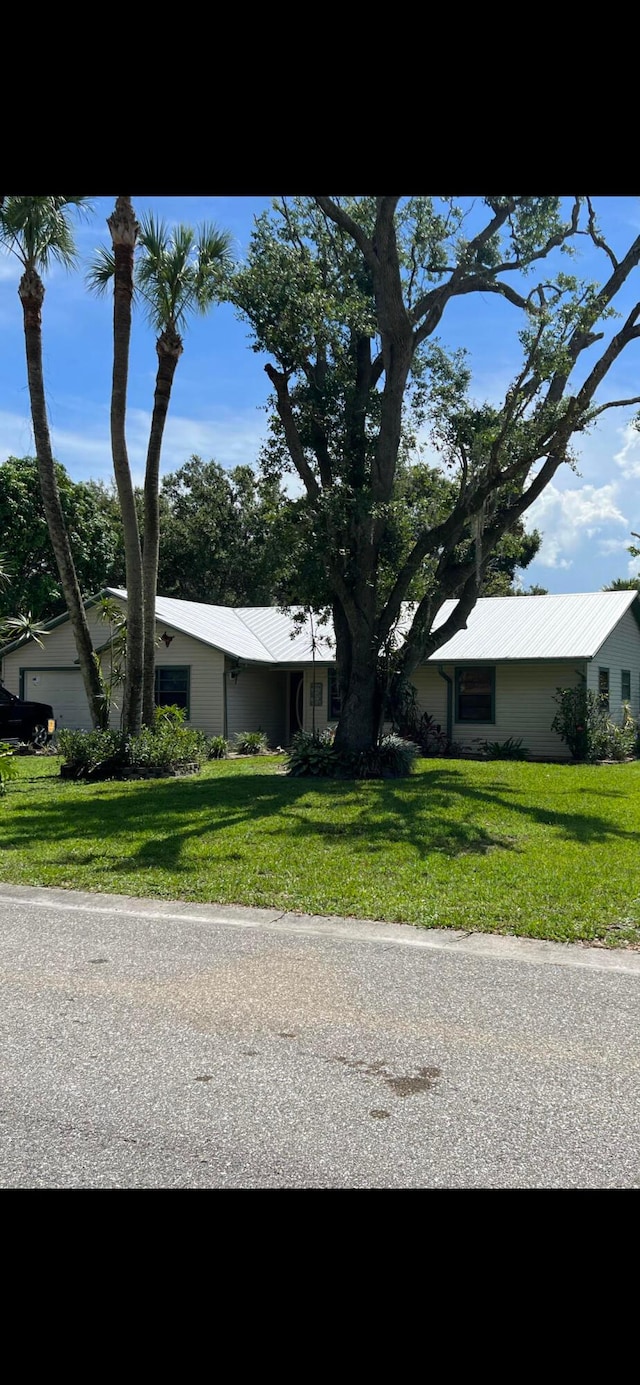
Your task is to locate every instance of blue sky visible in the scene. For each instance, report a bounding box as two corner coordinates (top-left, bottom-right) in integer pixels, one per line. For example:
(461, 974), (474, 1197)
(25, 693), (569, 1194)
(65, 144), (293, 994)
(1, 194), (640, 593)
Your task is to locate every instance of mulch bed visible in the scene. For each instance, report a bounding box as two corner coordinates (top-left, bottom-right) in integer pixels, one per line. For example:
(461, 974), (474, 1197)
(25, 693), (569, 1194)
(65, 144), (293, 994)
(60, 760), (201, 781)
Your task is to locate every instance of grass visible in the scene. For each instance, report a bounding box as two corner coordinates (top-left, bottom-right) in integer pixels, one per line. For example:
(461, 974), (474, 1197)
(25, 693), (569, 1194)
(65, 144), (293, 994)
(1, 754), (640, 946)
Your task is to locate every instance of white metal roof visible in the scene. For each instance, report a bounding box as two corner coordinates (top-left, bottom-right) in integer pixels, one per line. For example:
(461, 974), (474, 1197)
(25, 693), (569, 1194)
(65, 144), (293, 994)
(107, 588), (639, 664)
(106, 590), (337, 663)
(424, 590), (639, 661)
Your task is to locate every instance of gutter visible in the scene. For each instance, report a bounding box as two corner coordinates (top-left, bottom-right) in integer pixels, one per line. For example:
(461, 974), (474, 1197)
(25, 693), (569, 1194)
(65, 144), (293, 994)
(438, 665), (453, 742)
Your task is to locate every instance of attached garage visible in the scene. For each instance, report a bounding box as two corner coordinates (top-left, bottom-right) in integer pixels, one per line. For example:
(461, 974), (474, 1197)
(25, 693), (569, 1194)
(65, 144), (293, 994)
(20, 669), (90, 732)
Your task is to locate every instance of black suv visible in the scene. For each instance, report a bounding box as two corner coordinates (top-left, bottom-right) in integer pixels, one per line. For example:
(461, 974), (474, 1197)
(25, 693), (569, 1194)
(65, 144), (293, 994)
(0, 683), (56, 748)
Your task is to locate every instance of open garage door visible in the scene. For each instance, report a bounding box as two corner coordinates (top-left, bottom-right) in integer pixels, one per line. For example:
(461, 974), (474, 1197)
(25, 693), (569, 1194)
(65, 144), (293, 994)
(22, 669), (92, 732)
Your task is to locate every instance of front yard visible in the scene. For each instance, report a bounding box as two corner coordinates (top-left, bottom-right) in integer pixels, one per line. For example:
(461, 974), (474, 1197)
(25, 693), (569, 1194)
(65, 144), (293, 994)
(2, 754), (640, 946)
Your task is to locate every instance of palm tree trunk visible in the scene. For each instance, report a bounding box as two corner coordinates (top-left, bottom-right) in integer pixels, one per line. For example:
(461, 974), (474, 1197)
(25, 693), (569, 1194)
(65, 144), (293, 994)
(108, 196), (144, 736)
(141, 328), (183, 726)
(18, 267), (106, 728)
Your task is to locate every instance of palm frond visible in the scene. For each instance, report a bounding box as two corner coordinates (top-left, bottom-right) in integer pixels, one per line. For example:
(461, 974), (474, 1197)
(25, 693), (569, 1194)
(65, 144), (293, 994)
(86, 245), (117, 296)
(134, 216), (233, 333)
(193, 223), (234, 313)
(1, 611), (49, 649)
(0, 551), (12, 590)
(0, 196), (93, 272)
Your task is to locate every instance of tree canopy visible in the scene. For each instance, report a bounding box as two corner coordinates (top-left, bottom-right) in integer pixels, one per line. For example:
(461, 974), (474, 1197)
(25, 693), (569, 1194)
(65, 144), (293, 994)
(0, 456), (124, 622)
(156, 455), (291, 605)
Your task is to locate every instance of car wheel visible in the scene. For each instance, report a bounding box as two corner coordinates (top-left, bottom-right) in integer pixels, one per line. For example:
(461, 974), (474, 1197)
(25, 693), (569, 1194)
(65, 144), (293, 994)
(29, 724), (49, 750)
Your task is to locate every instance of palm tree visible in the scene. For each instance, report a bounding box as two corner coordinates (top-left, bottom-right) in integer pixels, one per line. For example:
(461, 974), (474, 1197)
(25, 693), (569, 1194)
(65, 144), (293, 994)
(136, 217), (232, 723)
(0, 197), (107, 728)
(103, 196), (144, 735)
(602, 577), (640, 590)
(89, 214), (233, 725)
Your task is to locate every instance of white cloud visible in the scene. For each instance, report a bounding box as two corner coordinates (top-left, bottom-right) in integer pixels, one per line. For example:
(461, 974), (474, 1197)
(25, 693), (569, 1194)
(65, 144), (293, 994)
(527, 482), (628, 570)
(0, 404), (269, 485)
(614, 422), (640, 479)
(598, 537), (630, 556)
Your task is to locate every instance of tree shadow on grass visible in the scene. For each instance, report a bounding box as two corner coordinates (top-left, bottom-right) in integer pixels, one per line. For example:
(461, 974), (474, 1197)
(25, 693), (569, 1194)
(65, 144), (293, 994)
(3, 764), (640, 882)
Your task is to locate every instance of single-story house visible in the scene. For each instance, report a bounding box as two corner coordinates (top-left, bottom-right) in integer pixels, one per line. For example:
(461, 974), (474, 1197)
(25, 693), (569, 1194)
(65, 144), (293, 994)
(2, 587), (640, 759)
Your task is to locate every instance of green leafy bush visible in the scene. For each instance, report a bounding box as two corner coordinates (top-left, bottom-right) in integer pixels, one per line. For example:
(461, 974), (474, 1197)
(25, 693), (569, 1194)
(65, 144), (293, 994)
(0, 742), (18, 796)
(233, 730), (269, 755)
(206, 735), (229, 759)
(285, 730), (420, 779)
(128, 723), (208, 768)
(481, 736), (529, 760)
(57, 727), (127, 774)
(551, 684), (636, 762)
(154, 704), (186, 728)
(345, 734), (421, 779)
(58, 722), (208, 777)
(285, 730), (336, 776)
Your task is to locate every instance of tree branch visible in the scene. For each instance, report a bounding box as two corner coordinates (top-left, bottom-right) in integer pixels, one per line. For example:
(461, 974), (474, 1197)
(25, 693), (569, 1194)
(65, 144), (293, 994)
(586, 196), (618, 270)
(588, 395), (640, 420)
(409, 199), (517, 328)
(314, 196), (378, 273)
(264, 363), (320, 500)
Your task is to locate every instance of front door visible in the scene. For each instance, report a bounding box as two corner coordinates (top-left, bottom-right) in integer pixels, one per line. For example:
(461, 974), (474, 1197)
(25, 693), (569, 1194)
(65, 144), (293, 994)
(289, 671), (304, 740)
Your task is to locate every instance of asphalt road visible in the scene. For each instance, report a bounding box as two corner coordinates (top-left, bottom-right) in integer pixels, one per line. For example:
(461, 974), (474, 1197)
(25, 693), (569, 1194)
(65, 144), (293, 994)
(0, 882), (639, 1189)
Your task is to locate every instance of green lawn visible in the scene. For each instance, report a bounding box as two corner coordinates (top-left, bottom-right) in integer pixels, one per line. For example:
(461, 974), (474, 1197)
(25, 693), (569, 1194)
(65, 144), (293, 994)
(2, 754), (640, 946)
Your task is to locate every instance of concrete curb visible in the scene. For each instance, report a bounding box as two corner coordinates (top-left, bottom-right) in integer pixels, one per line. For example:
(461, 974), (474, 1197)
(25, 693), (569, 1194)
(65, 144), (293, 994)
(1, 880), (639, 976)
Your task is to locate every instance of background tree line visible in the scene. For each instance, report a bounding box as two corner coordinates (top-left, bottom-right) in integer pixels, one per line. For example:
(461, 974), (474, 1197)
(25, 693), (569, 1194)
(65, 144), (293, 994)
(0, 451), (545, 626)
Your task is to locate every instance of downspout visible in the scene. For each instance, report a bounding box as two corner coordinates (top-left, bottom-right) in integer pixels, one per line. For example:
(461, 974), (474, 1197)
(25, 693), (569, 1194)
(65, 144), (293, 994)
(438, 665), (453, 743)
(223, 670), (228, 741)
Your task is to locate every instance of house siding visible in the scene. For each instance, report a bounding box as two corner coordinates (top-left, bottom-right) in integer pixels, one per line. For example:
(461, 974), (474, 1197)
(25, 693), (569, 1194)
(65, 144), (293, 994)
(410, 667), (449, 733)
(585, 606), (640, 721)
(2, 604), (110, 690)
(414, 660), (588, 759)
(225, 664), (287, 747)
(149, 628), (225, 736)
(1, 606), (226, 737)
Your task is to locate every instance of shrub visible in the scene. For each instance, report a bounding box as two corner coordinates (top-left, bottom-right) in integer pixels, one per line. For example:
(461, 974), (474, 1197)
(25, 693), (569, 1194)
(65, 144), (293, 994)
(58, 722), (208, 777)
(154, 704), (187, 728)
(551, 684), (636, 762)
(285, 730), (420, 779)
(285, 730), (337, 776)
(57, 727), (127, 774)
(207, 735), (228, 759)
(128, 723), (208, 768)
(345, 734), (421, 779)
(233, 730), (269, 755)
(481, 736), (530, 760)
(0, 742), (18, 796)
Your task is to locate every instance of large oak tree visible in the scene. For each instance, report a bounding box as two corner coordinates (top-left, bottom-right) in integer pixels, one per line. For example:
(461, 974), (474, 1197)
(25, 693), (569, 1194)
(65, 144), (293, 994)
(230, 196), (640, 753)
